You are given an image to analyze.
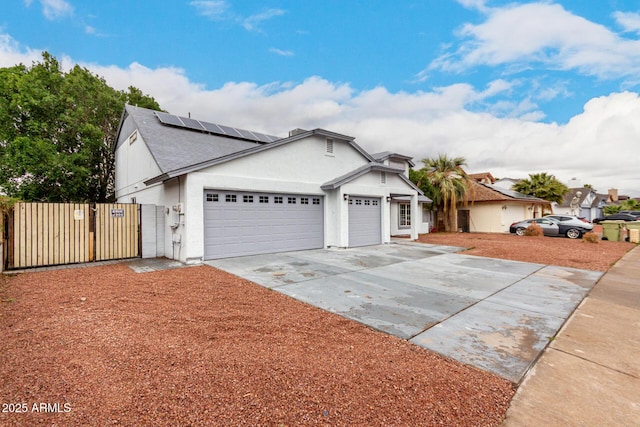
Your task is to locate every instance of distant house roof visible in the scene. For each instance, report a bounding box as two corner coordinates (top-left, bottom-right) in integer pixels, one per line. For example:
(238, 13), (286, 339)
(470, 181), (550, 204)
(469, 172), (496, 184)
(557, 187), (608, 208)
(591, 194), (609, 208)
(371, 151), (416, 167)
(558, 188), (590, 207)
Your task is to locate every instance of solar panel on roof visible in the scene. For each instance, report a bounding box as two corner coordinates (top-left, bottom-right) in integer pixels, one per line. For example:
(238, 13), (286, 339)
(155, 111), (184, 127)
(251, 132), (273, 143)
(200, 121), (224, 134)
(155, 110), (280, 142)
(179, 116), (206, 131)
(236, 129), (257, 140)
(217, 124), (243, 138)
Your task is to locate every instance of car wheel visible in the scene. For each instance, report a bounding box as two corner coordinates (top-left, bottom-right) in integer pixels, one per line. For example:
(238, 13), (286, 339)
(566, 228), (581, 239)
(515, 227), (526, 236)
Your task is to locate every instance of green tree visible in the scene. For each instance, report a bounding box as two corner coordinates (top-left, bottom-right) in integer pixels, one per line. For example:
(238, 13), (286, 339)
(0, 52), (161, 202)
(604, 198), (640, 215)
(512, 172), (569, 204)
(414, 154), (473, 232)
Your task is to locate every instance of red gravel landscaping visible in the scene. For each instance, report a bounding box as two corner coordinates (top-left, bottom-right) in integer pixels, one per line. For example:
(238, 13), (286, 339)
(1, 263), (514, 426)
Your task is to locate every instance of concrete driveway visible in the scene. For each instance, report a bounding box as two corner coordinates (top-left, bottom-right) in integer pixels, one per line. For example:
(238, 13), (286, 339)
(205, 242), (602, 383)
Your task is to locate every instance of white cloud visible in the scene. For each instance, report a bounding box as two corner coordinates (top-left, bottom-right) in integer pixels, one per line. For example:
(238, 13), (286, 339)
(190, 1), (229, 20)
(428, 2), (640, 82)
(242, 9), (286, 32)
(1, 33), (638, 197)
(456, 0), (489, 13)
(614, 11), (640, 34)
(0, 33), (42, 67)
(269, 48), (294, 57)
(41, 0), (73, 20)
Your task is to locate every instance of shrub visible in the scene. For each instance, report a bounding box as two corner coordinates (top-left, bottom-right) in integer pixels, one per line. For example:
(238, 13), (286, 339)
(524, 223), (544, 237)
(582, 232), (599, 243)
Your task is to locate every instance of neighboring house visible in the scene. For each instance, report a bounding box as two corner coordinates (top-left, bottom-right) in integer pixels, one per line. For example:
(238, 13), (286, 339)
(493, 177), (521, 190)
(114, 105), (429, 262)
(372, 152), (432, 236)
(457, 176), (551, 233)
(552, 187), (608, 221)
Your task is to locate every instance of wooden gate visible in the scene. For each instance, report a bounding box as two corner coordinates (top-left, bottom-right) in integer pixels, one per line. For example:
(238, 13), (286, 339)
(5, 203), (139, 269)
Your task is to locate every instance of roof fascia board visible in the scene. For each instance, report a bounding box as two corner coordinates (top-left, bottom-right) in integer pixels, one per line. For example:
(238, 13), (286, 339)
(321, 163), (407, 190)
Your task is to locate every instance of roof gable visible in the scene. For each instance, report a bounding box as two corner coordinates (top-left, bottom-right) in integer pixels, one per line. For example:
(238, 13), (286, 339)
(117, 105), (262, 176)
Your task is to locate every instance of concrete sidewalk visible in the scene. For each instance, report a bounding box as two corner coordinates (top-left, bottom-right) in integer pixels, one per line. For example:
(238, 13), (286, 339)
(503, 245), (640, 426)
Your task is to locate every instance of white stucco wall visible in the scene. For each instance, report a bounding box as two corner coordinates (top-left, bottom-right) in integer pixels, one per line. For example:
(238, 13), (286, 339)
(390, 202), (431, 236)
(114, 126), (162, 201)
(118, 131), (420, 261)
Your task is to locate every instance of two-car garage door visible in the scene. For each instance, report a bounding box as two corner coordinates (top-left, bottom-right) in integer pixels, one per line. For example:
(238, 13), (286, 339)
(203, 191), (324, 260)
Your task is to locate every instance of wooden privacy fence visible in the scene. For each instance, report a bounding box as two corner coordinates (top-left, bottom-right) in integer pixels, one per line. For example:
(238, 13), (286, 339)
(4, 202), (139, 269)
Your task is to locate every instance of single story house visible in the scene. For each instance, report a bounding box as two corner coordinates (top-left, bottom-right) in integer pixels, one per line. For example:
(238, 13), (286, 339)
(552, 187), (608, 221)
(457, 175), (551, 233)
(114, 105), (430, 262)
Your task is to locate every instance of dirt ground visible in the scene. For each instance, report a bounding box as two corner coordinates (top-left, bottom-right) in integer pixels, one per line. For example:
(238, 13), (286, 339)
(417, 229), (634, 272)
(1, 263), (513, 426)
(0, 234), (634, 426)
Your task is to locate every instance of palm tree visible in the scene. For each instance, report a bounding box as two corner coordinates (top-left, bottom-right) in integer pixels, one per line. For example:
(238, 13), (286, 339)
(419, 154), (473, 232)
(512, 172), (569, 204)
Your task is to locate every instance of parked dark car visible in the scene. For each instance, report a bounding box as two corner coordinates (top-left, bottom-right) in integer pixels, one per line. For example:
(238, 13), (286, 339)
(510, 218), (559, 237)
(509, 217), (590, 239)
(592, 213), (638, 223)
(619, 210), (640, 218)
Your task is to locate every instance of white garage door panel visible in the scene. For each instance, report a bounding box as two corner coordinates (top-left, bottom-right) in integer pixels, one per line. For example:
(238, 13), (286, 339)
(204, 191), (324, 259)
(348, 197), (382, 247)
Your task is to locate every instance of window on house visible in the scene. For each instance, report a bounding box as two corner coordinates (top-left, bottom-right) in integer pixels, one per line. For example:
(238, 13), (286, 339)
(225, 194), (237, 203)
(313, 198), (320, 205)
(326, 139), (334, 154)
(422, 204), (430, 223)
(243, 195), (253, 203)
(129, 130), (138, 144)
(373, 200), (379, 206)
(381, 172), (386, 184)
(365, 200), (371, 206)
(301, 197), (309, 205)
(356, 199), (362, 205)
(206, 193), (219, 202)
(399, 203), (411, 228)
(259, 196), (269, 203)
(274, 196), (283, 204)
(288, 197), (296, 204)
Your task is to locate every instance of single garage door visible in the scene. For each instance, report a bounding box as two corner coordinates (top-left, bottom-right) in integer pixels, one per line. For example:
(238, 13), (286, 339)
(348, 196), (382, 247)
(203, 191), (324, 259)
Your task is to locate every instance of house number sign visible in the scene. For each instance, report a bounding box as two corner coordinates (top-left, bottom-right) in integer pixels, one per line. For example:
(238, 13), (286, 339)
(110, 209), (125, 218)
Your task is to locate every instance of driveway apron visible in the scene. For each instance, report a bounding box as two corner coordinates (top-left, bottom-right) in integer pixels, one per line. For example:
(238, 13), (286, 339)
(205, 243), (602, 383)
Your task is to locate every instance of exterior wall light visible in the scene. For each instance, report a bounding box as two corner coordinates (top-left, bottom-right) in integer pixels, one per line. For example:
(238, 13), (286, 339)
(343, 194), (349, 201)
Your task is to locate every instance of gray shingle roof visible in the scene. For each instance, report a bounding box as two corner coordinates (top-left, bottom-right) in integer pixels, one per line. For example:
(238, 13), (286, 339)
(371, 151), (416, 167)
(120, 105), (268, 176)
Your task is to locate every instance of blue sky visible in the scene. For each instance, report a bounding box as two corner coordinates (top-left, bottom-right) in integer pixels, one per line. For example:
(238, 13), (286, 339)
(2, 0), (640, 196)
